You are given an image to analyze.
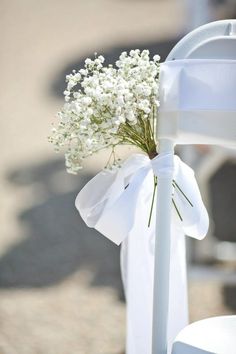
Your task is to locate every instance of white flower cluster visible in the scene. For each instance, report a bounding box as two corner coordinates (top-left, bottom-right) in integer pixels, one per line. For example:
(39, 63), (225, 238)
(49, 49), (160, 173)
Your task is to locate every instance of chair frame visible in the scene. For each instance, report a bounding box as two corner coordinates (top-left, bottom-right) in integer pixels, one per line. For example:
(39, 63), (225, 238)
(152, 19), (236, 354)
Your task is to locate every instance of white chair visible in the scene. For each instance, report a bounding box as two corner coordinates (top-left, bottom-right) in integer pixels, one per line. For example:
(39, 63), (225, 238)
(172, 316), (236, 354)
(152, 19), (236, 354)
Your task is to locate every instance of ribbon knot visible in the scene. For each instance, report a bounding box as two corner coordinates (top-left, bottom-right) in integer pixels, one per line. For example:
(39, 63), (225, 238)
(151, 153), (175, 178)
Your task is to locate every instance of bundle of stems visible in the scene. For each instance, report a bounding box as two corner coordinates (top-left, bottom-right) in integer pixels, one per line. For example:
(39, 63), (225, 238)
(118, 106), (157, 160)
(116, 107), (193, 226)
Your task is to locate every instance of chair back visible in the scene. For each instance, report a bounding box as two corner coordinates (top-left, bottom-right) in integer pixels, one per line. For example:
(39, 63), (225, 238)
(158, 20), (236, 148)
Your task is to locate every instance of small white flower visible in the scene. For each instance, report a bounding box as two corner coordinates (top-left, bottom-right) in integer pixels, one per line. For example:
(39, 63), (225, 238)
(87, 108), (93, 116)
(82, 97), (92, 105)
(79, 69), (88, 76)
(98, 55), (105, 63)
(118, 116), (125, 124)
(74, 73), (81, 81)
(127, 111), (135, 122)
(85, 58), (93, 66)
(117, 96), (124, 106)
(153, 54), (161, 62)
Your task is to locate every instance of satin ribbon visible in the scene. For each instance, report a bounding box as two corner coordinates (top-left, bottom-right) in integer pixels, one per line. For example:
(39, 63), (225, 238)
(75, 153), (209, 354)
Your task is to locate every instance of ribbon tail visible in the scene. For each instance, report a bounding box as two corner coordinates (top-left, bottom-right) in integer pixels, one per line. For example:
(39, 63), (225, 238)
(120, 209), (154, 354)
(121, 154), (208, 354)
(173, 156), (209, 239)
(120, 216), (188, 354)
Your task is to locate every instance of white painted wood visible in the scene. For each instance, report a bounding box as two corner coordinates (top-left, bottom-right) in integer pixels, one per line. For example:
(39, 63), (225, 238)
(152, 139), (174, 354)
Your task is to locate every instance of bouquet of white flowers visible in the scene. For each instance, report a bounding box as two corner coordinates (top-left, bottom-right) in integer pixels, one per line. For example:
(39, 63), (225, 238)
(49, 49), (160, 174)
(49, 49), (194, 224)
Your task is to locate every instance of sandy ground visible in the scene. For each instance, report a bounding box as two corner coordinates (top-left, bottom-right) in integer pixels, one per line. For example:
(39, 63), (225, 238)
(0, 1), (236, 353)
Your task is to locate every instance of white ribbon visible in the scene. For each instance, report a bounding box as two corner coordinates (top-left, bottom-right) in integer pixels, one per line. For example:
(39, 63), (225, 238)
(75, 153), (209, 354)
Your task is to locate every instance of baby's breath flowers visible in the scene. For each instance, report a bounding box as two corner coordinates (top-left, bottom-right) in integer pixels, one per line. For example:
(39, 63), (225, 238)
(49, 49), (161, 174)
(49, 49), (192, 225)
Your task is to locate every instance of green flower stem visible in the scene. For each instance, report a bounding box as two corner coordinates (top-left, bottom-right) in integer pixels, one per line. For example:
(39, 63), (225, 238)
(172, 198), (183, 221)
(147, 177), (193, 226)
(120, 123), (148, 145)
(118, 108), (157, 158)
(121, 137), (149, 154)
(152, 105), (155, 139)
(148, 175), (158, 227)
(172, 180), (193, 207)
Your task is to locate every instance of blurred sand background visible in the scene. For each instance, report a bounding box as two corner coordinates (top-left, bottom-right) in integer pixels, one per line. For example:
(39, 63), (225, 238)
(0, 0), (236, 353)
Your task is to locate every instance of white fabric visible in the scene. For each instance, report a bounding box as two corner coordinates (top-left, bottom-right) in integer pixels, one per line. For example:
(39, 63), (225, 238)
(158, 59), (236, 147)
(75, 153), (209, 354)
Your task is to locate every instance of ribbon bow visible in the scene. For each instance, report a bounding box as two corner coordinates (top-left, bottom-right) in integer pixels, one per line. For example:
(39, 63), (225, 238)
(75, 153), (209, 354)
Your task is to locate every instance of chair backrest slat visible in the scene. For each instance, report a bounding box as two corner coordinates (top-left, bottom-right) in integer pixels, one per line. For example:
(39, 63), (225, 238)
(158, 20), (236, 148)
(158, 59), (236, 147)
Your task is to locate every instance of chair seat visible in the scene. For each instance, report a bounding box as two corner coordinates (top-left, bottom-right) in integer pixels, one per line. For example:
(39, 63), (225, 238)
(172, 316), (236, 354)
